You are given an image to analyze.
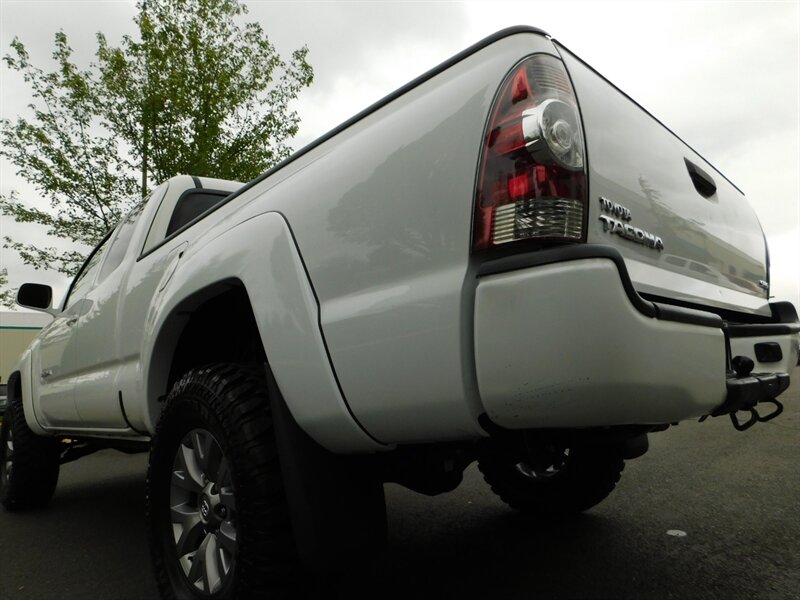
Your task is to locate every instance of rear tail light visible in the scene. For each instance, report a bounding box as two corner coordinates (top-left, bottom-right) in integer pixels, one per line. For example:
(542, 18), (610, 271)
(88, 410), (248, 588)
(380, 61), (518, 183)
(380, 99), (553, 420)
(473, 54), (587, 250)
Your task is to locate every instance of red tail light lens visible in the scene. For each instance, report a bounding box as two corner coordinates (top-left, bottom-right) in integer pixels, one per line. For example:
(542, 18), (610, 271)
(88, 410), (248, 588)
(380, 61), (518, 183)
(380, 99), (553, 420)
(473, 54), (587, 250)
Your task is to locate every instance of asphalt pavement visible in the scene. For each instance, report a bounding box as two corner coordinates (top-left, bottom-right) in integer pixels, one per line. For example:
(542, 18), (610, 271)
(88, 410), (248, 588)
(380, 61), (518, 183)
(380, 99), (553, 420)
(1, 367), (798, 599)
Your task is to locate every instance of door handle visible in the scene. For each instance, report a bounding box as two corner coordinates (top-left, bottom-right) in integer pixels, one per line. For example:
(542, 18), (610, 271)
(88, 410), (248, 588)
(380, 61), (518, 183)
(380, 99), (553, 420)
(685, 158), (717, 198)
(65, 316), (79, 326)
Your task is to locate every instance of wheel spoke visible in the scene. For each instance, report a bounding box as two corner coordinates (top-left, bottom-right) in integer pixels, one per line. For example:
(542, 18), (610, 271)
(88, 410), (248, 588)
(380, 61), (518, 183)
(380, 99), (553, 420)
(203, 533), (223, 593)
(179, 443), (205, 489)
(186, 533), (211, 587)
(217, 521), (238, 555)
(218, 486), (236, 511)
(171, 468), (203, 494)
(190, 430), (214, 474)
(218, 542), (233, 577)
(171, 503), (200, 528)
(171, 505), (204, 557)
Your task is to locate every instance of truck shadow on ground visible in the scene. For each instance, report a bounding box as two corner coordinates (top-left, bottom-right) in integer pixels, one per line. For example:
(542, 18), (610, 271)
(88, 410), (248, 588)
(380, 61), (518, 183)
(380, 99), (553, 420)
(2, 451), (778, 600)
(333, 510), (633, 600)
(34, 464), (636, 599)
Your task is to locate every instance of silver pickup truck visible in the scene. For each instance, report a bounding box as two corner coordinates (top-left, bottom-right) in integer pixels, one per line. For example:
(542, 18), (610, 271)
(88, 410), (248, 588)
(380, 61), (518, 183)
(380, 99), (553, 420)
(2, 26), (798, 599)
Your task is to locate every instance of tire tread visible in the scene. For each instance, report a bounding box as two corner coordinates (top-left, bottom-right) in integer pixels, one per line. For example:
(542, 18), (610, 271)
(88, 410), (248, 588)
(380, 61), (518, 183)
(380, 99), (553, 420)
(147, 363), (296, 600)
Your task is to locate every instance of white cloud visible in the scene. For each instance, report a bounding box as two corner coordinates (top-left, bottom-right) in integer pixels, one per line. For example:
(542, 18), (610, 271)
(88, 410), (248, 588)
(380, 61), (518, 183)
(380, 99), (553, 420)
(768, 229), (800, 307)
(1, 0), (797, 311)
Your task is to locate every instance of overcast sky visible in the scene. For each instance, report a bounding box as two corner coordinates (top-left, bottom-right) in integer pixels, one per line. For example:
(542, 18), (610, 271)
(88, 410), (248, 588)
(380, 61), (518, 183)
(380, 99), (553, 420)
(1, 0), (798, 311)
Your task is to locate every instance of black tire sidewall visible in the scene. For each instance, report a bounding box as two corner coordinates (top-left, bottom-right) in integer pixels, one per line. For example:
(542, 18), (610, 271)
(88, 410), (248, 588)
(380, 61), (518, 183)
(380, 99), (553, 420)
(0, 395), (60, 510)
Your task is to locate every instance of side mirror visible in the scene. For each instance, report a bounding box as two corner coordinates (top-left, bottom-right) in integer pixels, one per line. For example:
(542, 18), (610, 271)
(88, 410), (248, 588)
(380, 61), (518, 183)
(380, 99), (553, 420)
(17, 283), (57, 315)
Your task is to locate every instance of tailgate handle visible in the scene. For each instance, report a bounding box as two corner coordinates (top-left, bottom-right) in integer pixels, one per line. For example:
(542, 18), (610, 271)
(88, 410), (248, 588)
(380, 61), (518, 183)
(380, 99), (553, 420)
(685, 158), (717, 198)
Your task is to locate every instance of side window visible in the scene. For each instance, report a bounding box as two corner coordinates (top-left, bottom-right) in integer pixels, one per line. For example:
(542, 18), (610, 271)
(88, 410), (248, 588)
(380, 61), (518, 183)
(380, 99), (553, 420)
(166, 192), (227, 236)
(97, 202), (146, 282)
(64, 233), (113, 309)
(142, 182), (228, 254)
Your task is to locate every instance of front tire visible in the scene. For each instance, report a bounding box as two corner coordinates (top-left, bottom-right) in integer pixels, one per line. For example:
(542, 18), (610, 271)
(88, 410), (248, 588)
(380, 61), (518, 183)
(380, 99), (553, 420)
(0, 393), (61, 511)
(148, 364), (296, 599)
(478, 440), (624, 516)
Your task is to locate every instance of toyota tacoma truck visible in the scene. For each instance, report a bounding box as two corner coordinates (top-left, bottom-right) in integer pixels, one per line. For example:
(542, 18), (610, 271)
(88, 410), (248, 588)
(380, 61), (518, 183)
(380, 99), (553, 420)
(2, 26), (798, 599)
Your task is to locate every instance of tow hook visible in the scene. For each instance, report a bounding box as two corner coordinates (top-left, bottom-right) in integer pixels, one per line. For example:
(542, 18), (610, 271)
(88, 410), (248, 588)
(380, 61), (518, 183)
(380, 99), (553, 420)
(729, 397), (784, 431)
(707, 355), (790, 432)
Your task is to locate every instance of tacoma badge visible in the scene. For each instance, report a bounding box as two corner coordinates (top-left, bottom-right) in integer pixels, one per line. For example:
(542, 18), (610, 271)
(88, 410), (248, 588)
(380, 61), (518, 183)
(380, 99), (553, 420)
(598, 196), (664, 251)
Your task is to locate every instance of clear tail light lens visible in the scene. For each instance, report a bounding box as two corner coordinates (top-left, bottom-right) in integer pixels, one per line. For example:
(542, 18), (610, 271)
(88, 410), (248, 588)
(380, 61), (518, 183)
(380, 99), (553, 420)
(473, 54), (587, 250)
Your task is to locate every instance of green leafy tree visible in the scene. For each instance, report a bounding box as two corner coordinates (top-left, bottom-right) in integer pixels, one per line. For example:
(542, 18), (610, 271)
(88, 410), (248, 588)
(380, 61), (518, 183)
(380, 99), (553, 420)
(98, 0), (313, 192)
(1, 0), (313, 281)
(0, 268), (15, 307)
(1, 33), (135, 275)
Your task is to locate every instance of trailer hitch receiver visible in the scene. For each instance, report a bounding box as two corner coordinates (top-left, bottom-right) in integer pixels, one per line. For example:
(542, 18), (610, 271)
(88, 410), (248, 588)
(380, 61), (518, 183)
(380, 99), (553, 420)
(710, 358), (790, 432)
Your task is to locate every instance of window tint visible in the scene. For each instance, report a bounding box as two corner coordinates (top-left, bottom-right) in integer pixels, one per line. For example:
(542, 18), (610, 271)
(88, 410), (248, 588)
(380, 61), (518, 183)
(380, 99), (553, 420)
(166, 192), (227, 237)
(98, 202), (145, 282)
(65, 235), (112, 309)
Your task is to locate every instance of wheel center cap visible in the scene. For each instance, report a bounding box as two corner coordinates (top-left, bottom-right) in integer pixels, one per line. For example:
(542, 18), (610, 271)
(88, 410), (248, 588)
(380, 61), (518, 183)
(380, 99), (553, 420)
(200, 497), (212, 521)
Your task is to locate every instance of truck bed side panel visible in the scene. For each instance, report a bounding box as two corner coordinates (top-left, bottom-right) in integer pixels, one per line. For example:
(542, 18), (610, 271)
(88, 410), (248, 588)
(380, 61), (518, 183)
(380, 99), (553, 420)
(262, 33), (557, 443)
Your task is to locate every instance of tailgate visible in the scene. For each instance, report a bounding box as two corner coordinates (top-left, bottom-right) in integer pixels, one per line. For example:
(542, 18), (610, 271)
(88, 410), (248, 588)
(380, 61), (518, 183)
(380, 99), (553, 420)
(557, 45), (770, 316)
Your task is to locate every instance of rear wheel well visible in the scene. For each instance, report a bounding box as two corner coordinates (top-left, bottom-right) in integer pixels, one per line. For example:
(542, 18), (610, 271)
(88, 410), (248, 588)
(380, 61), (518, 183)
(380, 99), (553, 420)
(167, 284), (266, 393)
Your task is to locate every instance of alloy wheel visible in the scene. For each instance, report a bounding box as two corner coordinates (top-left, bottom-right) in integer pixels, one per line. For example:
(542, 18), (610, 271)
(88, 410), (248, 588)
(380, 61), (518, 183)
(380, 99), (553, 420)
(170, 428), (237, 595)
